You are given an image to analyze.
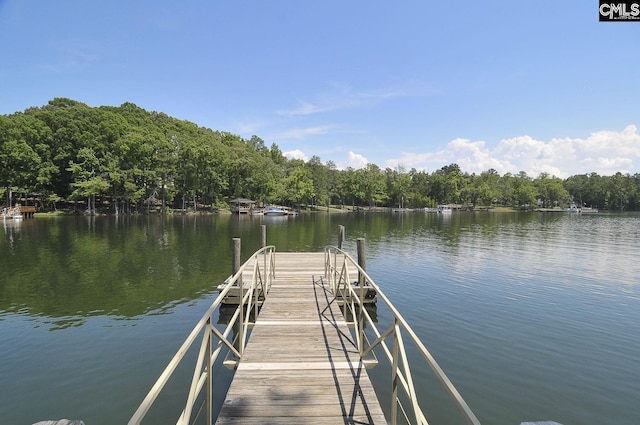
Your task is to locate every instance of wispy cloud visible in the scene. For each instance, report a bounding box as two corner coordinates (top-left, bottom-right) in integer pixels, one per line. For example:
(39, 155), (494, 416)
(234, 119), (268, 135)
(386, 125), (640, 178)
(276, 81), (436, 117)
(39, 44), (100, 74)
(277, 101), (333, 117)
(275, 125), (334, 140)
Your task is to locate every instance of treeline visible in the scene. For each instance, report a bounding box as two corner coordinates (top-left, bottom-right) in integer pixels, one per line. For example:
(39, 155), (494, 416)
(2, 98), (639, 213)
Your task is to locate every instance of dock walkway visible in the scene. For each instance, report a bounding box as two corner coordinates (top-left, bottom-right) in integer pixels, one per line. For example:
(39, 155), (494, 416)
(216, 252), (386, 424)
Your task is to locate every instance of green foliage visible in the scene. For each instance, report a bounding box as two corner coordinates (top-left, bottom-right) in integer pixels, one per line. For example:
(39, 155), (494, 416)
(284, 167), (315, 205)
(2, 98), (640, 211)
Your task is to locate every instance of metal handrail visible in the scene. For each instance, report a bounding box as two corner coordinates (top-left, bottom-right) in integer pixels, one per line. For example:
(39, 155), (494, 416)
(128, 245), (276, 425)
(324, 246), (482, 425)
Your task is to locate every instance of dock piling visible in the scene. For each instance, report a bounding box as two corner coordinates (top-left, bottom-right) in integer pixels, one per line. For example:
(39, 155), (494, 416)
(232, 238), (242, 285)
(338, 225), (345, 249)
(356, 238), (366, 357)
(357, 237), (366, 286)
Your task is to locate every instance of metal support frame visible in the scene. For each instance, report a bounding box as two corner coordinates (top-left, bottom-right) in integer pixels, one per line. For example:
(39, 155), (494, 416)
(128, 245), (276, 425)
(324, 246), (482, 425)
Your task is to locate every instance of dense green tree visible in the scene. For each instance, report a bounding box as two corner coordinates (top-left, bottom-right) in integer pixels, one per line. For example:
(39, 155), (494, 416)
(284, 166), (314, 205)
(470, 169), (501, 207)
(385, 166), (411, 208)
(0, 115), (42, 205)
(306, 156), (330, 206)
(608, 172), (630, 210)
(536, 172), (570, 208)
(247, 135), (268, 156)
(67, 147), (111, 214)
(325, 161), (343, 207)
(269, 143), (286, 166)
(358, 163), (387, 207)
(407, 168), (435, 207)
(429, 163), (467, 204)
(511, 171), (539, 208)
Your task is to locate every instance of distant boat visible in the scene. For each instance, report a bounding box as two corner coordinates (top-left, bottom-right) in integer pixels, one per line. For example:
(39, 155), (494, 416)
(579, 201), (598, 214)
(580, 206), (598, 214)
(437, 205), (452, 214)
(1, 206), (23, 220)
(263, 206), (288, 216)
(567, 202), (599, 214)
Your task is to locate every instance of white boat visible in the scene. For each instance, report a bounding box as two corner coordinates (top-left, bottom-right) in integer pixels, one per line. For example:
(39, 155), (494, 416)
(263, 206), (288, 216)
(437, 205), (452, 214)
(1, 206), (23, 220)
(578, 201), (598, 213)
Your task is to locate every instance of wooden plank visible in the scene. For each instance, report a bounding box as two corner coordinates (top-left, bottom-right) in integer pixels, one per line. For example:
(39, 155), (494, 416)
(216, 253), (386, 424)
(216, 415), (385, 424)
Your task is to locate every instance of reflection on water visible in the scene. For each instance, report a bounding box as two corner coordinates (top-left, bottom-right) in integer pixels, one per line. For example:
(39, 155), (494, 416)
(217, 303), (260, 325)
(1, 212), (639, 425)
(340, 302), (378, 324)
(0, 216), (242, 326)
(364, 212), (640, 425)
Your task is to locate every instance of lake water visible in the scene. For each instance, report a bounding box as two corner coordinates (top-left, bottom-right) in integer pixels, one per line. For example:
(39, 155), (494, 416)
(1, 211), (639, 425)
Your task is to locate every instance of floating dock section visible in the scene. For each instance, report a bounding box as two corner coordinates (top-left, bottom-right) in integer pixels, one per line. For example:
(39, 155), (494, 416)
(216, 252), (386, 424)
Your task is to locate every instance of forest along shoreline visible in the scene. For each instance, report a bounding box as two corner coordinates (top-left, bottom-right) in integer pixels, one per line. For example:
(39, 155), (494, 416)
(2, 98), (636, 216)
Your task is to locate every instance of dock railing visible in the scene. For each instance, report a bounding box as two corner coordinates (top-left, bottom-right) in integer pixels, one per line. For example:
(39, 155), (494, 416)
(324, 246), (482, 425)
(128, 245), (276, 425)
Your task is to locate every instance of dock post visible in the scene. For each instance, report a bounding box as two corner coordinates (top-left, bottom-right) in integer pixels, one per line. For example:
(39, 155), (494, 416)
(338, 225), (345, 249)
(357, 238), (366, 285)
(261, 225), (267, 290)
(356, 238), (366, 354)
(232, 238), (243, 354)
(232, 238), (242, 286)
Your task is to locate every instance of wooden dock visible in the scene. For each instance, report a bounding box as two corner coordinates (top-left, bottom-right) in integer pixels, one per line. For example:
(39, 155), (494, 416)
(216, 252), (387, 424)
(129, 240), (483, 425)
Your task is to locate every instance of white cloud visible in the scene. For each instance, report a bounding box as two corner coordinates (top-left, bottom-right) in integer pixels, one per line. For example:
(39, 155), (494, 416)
(283, 149), (308, 161)
(343, 151), (368, 169)
(386, 125), (640, 178)
(282, 149), (368, 168)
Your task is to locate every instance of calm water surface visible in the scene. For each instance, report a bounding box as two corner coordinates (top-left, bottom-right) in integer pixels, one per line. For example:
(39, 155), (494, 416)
(1, 212), (639, 425)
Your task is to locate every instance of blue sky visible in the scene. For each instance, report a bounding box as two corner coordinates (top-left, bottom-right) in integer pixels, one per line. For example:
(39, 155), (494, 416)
(1, 0), (639, 178)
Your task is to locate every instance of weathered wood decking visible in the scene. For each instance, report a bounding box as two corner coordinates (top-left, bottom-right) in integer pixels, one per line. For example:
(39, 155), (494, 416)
(216, 252), (387, 424)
